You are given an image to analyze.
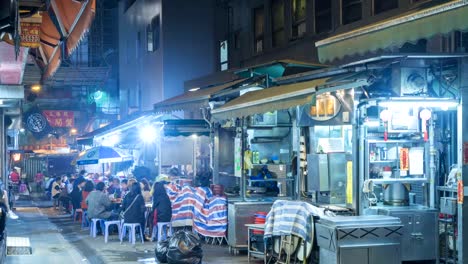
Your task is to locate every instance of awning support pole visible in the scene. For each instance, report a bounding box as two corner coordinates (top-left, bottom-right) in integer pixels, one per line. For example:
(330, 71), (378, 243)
(0, 109), (5, 185)
(213, 126), (219, 185)
(457, 57), (468, 262)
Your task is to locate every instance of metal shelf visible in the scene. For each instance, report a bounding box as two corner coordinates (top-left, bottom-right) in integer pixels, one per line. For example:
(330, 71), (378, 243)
(370, 178), (429, 184)
(437, 186), (458, 192)
(369, 160), (397, 164)
(248, 178), (295, 182)
(368, 139), (426, 144)
(439, 218), (455, 223)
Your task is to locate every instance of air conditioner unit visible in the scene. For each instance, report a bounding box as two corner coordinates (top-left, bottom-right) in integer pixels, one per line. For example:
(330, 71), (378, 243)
(392, 66), (428, 96)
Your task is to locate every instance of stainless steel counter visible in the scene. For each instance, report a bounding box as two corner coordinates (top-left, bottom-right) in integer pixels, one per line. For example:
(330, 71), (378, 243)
(369, 206), (438, 262)
(227, 201), (273, 253)
(316, 215), (403, 264)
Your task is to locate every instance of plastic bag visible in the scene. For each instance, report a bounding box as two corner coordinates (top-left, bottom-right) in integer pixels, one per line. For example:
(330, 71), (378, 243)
(155, 240), (170, 263)
(166, 231), (203, 264)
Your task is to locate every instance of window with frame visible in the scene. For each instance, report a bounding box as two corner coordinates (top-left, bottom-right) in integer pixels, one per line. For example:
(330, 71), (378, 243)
(271, 0), (285, 47)
(292, 0), (306, 38)
(136, 31), (141, 59)
(220, 40), (228, 71)
(150, 15), (161, 51)
(374, 0), (398, 14)
(254, 6), (265, 53)
(315, 0), (332, 34)
(124, 0), (136, 12)
(125, 40), (130, 64)
(342, 0), (362, 25)
(146, 24), (153, 52)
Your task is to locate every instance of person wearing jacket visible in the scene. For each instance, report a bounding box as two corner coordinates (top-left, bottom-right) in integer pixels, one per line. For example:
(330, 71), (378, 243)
(121, 181), (146, 237)
(80, 180), (94, 210)
(86, 182), (116, 220)
(151, 175), (172, 224)
(70, 178), (86, 211)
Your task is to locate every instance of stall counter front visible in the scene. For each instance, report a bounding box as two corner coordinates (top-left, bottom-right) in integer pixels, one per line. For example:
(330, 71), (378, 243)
(227, 201), (273, 254)
(316, 215), (402, 264)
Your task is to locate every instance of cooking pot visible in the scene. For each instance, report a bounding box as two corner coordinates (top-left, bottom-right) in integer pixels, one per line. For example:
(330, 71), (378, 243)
(383, 183), (410, 206)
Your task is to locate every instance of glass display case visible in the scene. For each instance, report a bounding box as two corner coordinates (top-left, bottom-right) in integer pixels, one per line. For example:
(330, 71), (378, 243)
(365, 139), (429, 185)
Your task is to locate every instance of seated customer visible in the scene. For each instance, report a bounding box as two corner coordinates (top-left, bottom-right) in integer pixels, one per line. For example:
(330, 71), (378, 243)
(80, 180), (94, 210)
(70, 178), (86, 211)
(86, 182), (117, 220)
(107, 178), (122, 198)
(140, 179), (152, 203)
(52, 176), (71, 213)
(152, 175), (172, 224)
(121, 182), (146, 236)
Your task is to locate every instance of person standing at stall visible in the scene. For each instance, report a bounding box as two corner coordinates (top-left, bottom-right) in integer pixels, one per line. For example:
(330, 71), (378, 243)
(34, 170), (45, 192)
(9, 168), (20, 184)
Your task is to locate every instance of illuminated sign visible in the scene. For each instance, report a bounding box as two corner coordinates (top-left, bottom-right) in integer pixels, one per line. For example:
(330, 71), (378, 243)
(43, 110), (75, 128)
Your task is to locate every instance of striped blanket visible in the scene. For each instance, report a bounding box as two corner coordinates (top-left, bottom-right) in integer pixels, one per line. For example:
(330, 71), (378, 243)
(264, 200), (327, 241)
(165, 183), (228, 237)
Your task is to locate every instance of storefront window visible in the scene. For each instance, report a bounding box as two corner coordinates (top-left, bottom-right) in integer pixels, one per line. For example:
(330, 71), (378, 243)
(292, 0), (306, 38)
(271, 0), (285, 47)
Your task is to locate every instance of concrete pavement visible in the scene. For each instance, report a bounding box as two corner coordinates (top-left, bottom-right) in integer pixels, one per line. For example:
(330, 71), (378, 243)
(5, 199), (261, 264)
(6, 206), (85, 264)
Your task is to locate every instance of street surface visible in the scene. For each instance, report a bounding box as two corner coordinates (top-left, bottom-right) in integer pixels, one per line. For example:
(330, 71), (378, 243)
(5, 199), (259, 264)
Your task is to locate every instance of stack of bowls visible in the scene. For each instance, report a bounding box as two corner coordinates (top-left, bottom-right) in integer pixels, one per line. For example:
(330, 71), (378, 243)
(253, 211), (268, 235)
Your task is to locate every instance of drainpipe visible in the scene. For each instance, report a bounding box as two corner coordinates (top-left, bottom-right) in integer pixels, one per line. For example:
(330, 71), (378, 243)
(0, 109), (5, 185)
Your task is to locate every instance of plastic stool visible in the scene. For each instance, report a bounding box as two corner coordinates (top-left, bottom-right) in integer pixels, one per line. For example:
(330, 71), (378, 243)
(104, 220), (122, 243)
(120, 223), (144, 244)
(154, 222), (172, 241)
(90, 218), (104, 238)
(81, 210), (89, 229)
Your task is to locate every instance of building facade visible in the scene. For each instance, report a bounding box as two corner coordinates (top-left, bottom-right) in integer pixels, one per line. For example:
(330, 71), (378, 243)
(118, 0), (218, 117)
(214, 0), (466, 71)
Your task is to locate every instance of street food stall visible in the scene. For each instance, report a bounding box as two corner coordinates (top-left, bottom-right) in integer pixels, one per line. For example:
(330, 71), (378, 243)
(210, 75), (368, 253)
(157, 119), (211, 184)
(224, 55), (466, 264)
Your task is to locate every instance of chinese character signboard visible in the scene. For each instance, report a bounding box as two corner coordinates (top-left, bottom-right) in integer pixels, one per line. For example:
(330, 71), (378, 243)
(23, 107), (52, 139)
(43, 111), (74, 128)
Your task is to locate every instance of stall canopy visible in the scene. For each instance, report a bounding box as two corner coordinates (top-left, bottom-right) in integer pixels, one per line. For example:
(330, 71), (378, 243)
(163, 119), (210, 137)
(211, 73), (368, 121)
(77, 112), (157, 145)
(35, 0), (96, 79)
(315, 1), (468, 63)
(153, 78), (249, 113)
(233, 60), (327, 79)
